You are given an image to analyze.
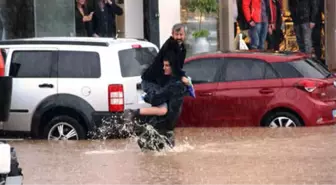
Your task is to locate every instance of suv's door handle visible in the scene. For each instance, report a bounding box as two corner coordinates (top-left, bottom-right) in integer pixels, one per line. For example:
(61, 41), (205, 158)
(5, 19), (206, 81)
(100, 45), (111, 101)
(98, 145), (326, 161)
(199, 92), (213, 96)
(259, 89), (274, 94)
(39, 83), (54, 88)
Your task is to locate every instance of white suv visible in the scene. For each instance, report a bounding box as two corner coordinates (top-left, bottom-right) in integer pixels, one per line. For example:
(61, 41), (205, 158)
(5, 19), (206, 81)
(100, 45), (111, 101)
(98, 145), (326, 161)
(0, 37), (158, 140)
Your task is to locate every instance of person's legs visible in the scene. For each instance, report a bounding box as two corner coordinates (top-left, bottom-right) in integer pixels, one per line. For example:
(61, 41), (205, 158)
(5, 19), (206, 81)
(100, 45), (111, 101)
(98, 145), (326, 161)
(301, 23), (312, 54)
(153, 83), (186, 147)
(258, 22), (268, 50)
(137, 80), (169, 116)
(273, 26), (283, 51)
(162, 99), (184, 147)
(294, 24), (305, 52)
(248, 23), (261, 49)
(137, 81), (187, 151)
(266, 32), (274, 50)
(124, 79), (183, 121)
(312, 22), (322, 59)
(234, 22), (237, 38)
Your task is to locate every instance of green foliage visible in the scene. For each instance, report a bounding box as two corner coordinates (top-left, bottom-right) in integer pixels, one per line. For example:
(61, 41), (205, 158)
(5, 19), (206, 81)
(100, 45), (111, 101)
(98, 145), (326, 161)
(187, 0), (218, 14)
(187, 0), (218, 38)
(192, 29), (210, 38)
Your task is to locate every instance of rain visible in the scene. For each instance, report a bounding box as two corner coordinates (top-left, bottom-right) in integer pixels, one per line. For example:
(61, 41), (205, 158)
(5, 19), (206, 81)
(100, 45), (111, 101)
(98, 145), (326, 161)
(1, 0), (336, 184)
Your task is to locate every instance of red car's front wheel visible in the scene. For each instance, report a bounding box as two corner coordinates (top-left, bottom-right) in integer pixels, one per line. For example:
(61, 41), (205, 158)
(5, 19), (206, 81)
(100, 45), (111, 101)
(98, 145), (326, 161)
(263, 111), (304, 128)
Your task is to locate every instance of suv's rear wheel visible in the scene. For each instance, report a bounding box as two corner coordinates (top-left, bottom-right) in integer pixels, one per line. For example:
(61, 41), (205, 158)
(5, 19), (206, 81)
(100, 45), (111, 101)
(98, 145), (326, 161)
(263, 112), (304, 128)
(43, 116), (86, 140)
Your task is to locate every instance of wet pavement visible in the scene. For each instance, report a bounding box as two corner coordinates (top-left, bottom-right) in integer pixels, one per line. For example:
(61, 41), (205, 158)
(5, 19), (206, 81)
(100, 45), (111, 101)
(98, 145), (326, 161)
(7, 126), (336, 184)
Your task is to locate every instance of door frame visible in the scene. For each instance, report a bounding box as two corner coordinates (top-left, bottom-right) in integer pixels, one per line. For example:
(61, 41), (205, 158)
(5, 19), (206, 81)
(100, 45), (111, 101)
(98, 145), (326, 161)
(143, 0), (160, 48)
(4, 47), (59, 131)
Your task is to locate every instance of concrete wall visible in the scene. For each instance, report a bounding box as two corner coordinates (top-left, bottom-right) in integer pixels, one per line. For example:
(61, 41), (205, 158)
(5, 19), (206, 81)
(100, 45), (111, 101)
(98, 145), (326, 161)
(158, 0), (181, 48)
(124, 0), (144, 39)
(325, 0), (336, 71)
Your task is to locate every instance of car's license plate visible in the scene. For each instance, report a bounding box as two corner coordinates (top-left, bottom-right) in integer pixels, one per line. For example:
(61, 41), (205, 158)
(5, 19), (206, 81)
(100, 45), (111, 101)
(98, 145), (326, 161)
(332, 110), (336, 118)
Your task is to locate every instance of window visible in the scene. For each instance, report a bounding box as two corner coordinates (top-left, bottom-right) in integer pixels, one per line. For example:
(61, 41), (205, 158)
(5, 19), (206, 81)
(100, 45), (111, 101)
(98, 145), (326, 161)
(264, 64), (278, 79)
(272, 59), (330, 79)
(10, 51), (55, 78)
(272, 62), (302, 78)
(223, 58), (273, 82)
(184, 59), (220, 84)
(118, 47), (157, 77)
(58, 51), (101, 78)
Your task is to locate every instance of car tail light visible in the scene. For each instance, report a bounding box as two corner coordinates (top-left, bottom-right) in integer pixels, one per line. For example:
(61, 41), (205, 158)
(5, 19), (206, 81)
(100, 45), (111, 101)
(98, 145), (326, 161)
(295, 79), (328, 93)
(108, 84), (124, 112)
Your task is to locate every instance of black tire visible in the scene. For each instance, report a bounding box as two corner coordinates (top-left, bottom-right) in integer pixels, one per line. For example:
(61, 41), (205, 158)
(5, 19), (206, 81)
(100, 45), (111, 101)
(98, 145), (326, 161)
(8, 147), (23, 177)
(263, 111), (304, 127)
(43, 115), (86, 140)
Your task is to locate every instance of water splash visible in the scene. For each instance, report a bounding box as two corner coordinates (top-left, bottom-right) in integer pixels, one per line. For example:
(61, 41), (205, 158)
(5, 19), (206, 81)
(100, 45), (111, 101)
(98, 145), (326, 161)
(88, 114), (136, 140)
(88, 114), (174, 152)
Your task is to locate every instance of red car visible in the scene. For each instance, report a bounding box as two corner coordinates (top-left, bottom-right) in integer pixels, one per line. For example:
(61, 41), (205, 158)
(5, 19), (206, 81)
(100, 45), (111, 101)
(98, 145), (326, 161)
(177, 51), (336, 128)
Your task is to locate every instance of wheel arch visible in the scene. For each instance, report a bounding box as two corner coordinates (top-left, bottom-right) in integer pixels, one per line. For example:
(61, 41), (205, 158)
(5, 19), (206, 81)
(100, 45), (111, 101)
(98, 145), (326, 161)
(260, 107), (305, 127)
(31, 93), (95, 138)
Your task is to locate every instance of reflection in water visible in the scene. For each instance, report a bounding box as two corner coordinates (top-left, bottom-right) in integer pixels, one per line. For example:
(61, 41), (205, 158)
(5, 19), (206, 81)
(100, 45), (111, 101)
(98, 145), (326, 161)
(8, 126), (336, 184)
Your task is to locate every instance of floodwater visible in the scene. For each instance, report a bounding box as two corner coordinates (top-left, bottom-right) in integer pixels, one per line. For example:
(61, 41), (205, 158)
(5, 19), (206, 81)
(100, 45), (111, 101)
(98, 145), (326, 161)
(8, 126), (336, 184)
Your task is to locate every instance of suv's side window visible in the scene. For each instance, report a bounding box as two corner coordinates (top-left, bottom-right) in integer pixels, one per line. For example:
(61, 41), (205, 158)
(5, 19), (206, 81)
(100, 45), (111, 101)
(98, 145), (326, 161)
(58, 51), (101, 78)
(223, 58), (277, 81)
(10, 51), (55, 78)
(118, 47), (157, 77)
(184, 58), (220, 84)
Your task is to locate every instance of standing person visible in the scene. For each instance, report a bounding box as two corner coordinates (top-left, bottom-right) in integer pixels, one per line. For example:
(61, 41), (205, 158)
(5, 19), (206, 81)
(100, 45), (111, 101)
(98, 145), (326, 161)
(242, 0), (274, 50)
(289, 0), (318, 54)
(92, 0), (123, 38)
(266, 0), (284, 51)
(312, 0), (324, 63)
(133, 58), (190, 151)
(75, 0), (94, 37)
(236, 0), (251, 49)
(233, 0), (238, 38)
(141, 23), (190, 103)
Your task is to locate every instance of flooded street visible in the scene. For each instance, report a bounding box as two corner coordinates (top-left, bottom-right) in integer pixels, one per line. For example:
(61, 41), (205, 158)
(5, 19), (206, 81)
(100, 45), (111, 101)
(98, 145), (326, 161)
(8, 126), (336, 184)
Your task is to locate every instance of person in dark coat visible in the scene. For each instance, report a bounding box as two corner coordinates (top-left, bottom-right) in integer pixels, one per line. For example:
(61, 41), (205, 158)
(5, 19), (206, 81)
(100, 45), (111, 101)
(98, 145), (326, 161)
(122, 23), (193, 150)
(141, 23), (188, 87)
(266, 0), (284, 51)
(236, 0), (252, 49)
(128, 58), (189, 151)
(236, 0), (251, 32)
(312, 0), (324, 63)
(138, 23), (190, 117)
(138, 59), (188, 151)
(289, 0), (318, 53)
(92, 0), (123, 37)
(75, 0), (94, 37)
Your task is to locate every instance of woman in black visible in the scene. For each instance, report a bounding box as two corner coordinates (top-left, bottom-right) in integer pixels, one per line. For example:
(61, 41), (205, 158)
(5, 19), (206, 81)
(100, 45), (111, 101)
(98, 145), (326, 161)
(75, 0), (94, 37)
(92, 0), (123, 38)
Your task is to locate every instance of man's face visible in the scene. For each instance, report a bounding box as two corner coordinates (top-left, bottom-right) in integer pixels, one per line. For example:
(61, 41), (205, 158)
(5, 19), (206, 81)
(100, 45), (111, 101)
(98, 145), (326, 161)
(163, 61), (172, 76)
(172, 27), (185, 44)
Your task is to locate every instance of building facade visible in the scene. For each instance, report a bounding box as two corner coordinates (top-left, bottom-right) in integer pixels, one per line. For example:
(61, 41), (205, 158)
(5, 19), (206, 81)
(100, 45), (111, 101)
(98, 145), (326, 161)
(0, 0), (335, 68)
(0, 0), (182, 49)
